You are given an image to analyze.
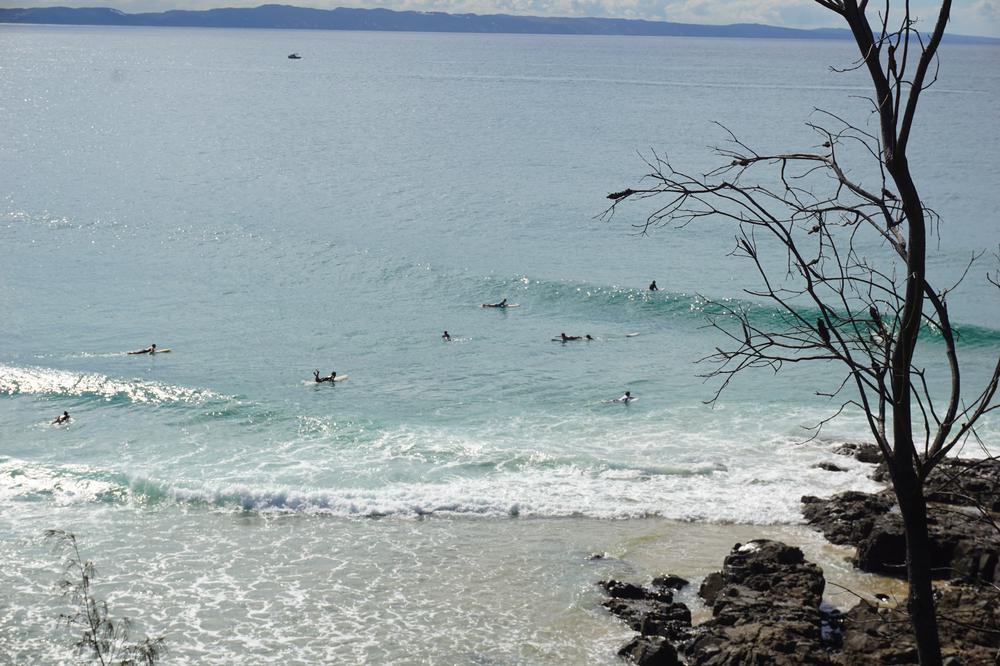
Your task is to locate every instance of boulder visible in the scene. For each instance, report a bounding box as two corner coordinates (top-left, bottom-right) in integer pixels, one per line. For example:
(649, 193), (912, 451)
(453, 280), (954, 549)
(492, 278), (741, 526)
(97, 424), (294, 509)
(832, 442), (882, 464)
(651, 574), (689, 591)
(699, 571), (725, 604)
(813, 461), (848, 472)
(618, 635), (680, 665)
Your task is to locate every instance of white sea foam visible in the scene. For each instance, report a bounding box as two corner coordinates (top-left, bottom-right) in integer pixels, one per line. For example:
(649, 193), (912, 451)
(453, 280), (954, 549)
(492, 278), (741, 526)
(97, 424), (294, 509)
(0, 437), (883, 523)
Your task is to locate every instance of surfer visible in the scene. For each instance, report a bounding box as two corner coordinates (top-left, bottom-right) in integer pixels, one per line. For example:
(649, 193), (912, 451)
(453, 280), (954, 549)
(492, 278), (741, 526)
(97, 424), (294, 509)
(52, 411), (71, 425)
(649, 280), (658, 291)
(560, 333), (582, 342)
(613, 391), (635, 404)
(586, 334), (595, 341)
(128, 343), (156, 355)
(313, 370), (337, 383)
(442, 331), (452, 341)
(482, 298), (508, 308)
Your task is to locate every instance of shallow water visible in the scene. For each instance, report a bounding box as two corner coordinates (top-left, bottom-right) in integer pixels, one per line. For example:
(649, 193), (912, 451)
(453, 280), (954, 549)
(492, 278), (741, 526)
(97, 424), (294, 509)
(1, 24), (997, 663)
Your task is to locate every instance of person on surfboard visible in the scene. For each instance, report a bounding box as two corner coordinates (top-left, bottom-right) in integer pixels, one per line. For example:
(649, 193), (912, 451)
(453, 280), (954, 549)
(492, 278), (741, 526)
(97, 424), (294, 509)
(442, 331), (452, 341)
(314, 370), (337, 383)
(649, 280), (658, 291)
(128, 343), (156, 355)
(613, 391), (635, 404)
(560, 333), (582, 342)
(483, 298), (508, 308)
(52, 411), (71, 424)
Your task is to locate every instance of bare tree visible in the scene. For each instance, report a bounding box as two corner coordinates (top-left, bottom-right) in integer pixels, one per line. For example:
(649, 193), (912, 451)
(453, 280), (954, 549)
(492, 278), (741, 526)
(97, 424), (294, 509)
(604, 2), (999, 664)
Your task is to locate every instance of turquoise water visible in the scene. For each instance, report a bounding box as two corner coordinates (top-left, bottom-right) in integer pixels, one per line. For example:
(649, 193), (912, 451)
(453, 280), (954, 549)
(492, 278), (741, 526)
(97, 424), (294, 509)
(1, 25), (998, 663)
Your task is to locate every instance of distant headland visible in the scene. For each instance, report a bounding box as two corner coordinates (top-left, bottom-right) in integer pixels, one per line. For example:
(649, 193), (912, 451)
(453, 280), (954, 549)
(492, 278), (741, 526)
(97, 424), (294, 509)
(2, 4), (997, 43)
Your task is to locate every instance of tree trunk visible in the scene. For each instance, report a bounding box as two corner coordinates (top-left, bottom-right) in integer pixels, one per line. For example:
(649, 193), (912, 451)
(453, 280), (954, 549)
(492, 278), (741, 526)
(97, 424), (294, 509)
(893, 464), (943, 666)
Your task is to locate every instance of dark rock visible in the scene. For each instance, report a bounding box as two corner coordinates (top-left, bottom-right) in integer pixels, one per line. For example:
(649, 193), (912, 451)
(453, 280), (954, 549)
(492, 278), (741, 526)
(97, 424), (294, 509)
(872, 457), (1000, 513)
(618, 635), (679, 665)
(801, 490), (895, 546)
(599, 577), (692, 643)
(651, 574), (689, 591)
(832, 442), (882, 464)
(802, 490), (896, 546)
(925, 457), (1000, 513)
(698, 571), (725, 603)
(600, 579), (670, 602)
(814, 461), (849, 472)
(683, 540), (839, 665)
(839, 584), (1000, 665)
(803, 487), (1000, 583)
(852, 511), (909, 576)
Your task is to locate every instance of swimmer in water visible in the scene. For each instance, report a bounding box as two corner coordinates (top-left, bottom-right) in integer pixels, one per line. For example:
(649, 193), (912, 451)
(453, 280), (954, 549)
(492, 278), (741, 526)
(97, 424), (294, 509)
(613, 391), (635, 403)
(649, 280), (658, 291)
(128, 343), (156, 355)
(52, 411), (71, 425)
(482, 298), (508, 308)
(313, 370), (337, 383)
(586, 334), (595, 341)
(442, 331), (452, 341)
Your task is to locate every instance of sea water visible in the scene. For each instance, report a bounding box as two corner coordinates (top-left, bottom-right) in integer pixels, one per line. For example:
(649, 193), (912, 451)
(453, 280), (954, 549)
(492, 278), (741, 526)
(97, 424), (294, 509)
(1, 25), (997, 663)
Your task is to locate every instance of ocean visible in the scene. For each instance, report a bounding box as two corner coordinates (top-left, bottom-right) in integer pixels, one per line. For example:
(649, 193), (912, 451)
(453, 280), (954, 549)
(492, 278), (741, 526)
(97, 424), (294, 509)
(1, 24), (997, 663)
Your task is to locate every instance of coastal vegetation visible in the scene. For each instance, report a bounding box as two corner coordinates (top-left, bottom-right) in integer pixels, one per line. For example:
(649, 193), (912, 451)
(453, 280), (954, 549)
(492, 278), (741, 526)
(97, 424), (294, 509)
(45, 530), (166, 666)
(605, 1), (999, 664)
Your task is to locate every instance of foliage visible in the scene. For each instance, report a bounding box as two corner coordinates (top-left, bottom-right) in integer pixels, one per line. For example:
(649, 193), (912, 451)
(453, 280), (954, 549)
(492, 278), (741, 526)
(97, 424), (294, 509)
(45, 530), (166, 666)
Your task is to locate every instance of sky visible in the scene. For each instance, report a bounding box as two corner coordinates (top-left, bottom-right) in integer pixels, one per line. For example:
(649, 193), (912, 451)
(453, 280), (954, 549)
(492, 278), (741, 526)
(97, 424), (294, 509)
(4, 0), (999, 37)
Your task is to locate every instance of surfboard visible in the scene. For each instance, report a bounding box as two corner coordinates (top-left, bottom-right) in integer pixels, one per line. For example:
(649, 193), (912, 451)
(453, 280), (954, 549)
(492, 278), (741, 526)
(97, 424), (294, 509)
(151, 349), (172, 354)
(625, 333), (640, 338)
(305, 374), (348, 385)
(481, 304), (520, 308)
(552, 337), (583, 342)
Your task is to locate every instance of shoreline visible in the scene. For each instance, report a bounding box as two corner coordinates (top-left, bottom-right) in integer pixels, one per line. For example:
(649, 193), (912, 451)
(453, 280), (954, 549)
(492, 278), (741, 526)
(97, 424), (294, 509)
(599, 449), (1000, 664)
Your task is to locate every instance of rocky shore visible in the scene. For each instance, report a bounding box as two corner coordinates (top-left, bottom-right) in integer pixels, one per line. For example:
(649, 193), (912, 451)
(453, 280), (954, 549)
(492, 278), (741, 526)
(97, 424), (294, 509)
(600, 449), (1000, 664)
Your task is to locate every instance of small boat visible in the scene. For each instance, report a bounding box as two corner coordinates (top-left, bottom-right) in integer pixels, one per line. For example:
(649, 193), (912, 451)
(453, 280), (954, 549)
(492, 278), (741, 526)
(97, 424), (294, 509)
(288, 53), (302, 60)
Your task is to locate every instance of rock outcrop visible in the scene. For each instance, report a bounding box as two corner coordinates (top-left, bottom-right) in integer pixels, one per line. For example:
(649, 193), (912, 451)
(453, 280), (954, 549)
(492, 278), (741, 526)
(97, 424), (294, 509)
(599, 577), (693, 664)
(685, 540), (838, 665)
(805, 449), (1000, 583)
(838, 584), (1000, 664)
(601, 540), (840, 665)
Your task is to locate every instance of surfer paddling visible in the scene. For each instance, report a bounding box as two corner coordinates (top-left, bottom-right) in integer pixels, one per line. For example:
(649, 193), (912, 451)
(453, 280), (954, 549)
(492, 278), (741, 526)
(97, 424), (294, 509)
(128, 343), (157, 355)
(314, 370), (337, 383)
(482, 298), (508, 308)
(52, 411), (71, 425)
(613, 391), (636, 404)
(560, 333), (582, 342)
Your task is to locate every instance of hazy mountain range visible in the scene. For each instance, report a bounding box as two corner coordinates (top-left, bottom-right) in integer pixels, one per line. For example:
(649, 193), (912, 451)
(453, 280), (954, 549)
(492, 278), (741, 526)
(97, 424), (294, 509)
(1, 4), (997, 43)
